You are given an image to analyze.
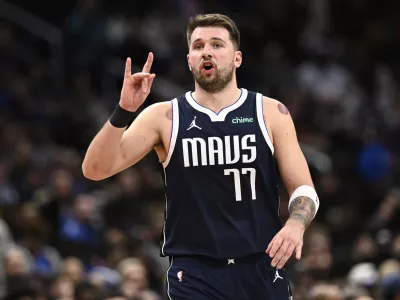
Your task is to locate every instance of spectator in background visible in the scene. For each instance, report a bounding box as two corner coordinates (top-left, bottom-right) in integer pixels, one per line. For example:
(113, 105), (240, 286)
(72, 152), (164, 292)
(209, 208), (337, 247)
(2, 244), (33, 297)
(308, 282), (342, 300)
(58, 194), (101, 264)
(0, 160), (20, 206)
(61, 257), (85, 285)
(49, 276), (74, 300)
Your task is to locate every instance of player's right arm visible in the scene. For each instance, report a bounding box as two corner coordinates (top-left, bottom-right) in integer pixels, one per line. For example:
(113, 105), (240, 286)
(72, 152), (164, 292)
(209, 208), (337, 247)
(82, 53), (159, 181)
(82, 104), (163, 180)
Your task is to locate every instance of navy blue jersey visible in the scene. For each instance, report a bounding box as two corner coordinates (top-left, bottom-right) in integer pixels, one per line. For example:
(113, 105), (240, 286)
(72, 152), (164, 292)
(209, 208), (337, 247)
(160, 88), (282, 259)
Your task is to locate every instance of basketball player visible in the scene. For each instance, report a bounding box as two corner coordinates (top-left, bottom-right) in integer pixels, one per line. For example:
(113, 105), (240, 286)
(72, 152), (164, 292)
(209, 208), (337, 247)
(82, 14), (319, 299)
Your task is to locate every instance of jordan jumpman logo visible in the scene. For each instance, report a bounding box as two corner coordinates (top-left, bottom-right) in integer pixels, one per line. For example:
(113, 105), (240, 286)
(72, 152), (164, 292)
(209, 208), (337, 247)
(187, 116), (202, 130)
(273, 269), (283, 283)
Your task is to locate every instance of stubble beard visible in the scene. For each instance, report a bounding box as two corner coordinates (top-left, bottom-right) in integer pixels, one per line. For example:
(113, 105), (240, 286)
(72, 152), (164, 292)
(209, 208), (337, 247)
(191, 63), (235, 93)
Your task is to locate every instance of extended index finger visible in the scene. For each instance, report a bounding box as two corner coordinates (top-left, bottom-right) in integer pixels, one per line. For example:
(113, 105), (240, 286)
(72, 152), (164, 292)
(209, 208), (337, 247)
(142, 52), (154, 73)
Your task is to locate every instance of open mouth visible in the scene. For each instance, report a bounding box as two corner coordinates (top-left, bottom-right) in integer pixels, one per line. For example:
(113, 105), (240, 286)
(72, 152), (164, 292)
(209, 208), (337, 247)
(201, 61), (215, 71)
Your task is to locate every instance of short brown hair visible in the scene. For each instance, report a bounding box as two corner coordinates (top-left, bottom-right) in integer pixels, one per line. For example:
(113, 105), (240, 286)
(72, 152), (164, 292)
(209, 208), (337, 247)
(186, 14), (240, 50)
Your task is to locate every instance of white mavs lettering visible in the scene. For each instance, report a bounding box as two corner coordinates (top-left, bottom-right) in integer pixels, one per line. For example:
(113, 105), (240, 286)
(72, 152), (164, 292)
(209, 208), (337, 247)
(182, 134), (256, 167)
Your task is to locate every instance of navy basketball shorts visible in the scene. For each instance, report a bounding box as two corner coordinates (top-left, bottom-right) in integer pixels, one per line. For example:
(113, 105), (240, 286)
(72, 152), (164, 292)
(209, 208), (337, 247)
(165, 253), (292, 300)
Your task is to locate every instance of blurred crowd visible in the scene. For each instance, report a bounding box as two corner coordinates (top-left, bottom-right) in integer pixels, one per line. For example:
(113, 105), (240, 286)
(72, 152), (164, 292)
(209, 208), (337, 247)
(0, 0), (400, 299)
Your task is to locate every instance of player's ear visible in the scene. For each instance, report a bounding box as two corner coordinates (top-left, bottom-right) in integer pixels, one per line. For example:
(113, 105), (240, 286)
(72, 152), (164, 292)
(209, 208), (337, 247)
(187, 54), (192, 71)
(234, 51), (242, 68)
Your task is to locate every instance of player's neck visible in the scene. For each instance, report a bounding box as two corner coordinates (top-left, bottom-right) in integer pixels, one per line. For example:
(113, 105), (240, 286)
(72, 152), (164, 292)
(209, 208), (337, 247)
(192, 81), (241, 114)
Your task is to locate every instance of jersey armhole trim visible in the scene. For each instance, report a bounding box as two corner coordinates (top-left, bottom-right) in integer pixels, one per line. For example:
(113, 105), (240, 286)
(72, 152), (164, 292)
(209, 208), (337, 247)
(166, 256), (173, 299)
(256, 93), (274, 155)
(162, 98), (179, 168)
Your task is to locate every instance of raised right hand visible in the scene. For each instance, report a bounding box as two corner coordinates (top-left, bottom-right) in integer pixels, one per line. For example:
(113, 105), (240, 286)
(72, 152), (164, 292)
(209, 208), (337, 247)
(119, 52), (156, 112)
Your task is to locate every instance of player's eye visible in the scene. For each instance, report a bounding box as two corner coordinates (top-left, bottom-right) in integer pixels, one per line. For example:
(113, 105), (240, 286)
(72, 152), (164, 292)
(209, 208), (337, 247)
(194, 44), (203, 50)
(214, 43), (222, 48)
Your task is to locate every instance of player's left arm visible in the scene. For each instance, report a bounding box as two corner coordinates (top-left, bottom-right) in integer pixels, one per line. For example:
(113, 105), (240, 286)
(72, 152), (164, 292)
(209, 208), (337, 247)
(262, 97), (319, 269)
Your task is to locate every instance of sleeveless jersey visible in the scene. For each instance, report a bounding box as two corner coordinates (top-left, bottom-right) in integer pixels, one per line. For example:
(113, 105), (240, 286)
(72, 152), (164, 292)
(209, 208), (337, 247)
(160, 88), (283, 259)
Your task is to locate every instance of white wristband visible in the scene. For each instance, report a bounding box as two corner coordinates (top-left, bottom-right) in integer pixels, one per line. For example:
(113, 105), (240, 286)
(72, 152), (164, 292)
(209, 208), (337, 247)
(288, 185), (319, 219)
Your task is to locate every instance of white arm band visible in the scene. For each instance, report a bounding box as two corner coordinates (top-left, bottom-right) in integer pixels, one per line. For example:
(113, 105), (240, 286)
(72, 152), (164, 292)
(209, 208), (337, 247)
(288, 185), (319, 219)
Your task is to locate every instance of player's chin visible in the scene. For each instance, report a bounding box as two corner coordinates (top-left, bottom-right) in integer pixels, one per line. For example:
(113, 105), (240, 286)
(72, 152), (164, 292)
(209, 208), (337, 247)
(204, 75), (216, 80)
(205, 71), (218, 78)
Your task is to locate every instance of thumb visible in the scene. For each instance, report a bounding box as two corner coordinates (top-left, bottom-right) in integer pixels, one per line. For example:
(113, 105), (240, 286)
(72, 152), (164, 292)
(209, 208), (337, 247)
(148, 74), (156, 87)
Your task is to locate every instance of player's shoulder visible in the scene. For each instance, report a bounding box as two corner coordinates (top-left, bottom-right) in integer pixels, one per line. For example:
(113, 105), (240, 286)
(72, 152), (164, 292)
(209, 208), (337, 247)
(255, 93), (292, 132)
(260, 95), (282, 109)
(136, 100), (174, 128)
(257, 94), (289, 117)
(141, 100), (173, 115)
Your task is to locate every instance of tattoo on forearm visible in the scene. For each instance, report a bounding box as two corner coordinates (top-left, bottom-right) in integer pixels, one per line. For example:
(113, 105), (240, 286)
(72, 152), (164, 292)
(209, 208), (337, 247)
(289, 196), (316, 228)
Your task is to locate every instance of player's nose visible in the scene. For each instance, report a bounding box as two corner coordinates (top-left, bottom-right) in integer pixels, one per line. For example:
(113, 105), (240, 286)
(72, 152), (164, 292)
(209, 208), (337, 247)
(202, 46), (213, 58)
(202, 53), (213, 61)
